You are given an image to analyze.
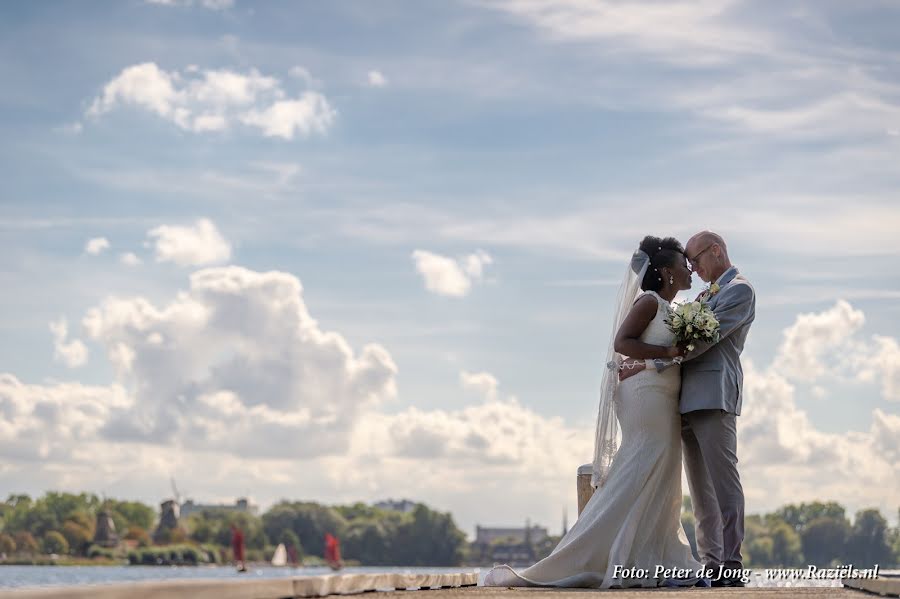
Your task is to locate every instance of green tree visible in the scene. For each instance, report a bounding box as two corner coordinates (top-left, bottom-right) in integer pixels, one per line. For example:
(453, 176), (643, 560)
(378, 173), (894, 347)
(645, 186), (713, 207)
(775, 501), (846, 534)
(848, 509), (892, 566)
(124, 526), (151, 547)
(743, 515), (772, 567)
(766, 517), (803, 567)
(278, 529), (303, 559)
(108, 500), (156, 532)
(747, 536), (775, 566)
(391, 504), (465, 566)
(14, 531), (38, 555)
(62, 521), (93, 556)
(42, 531), (69, 555)
(801, 516), (850, 566)
(343, 520), (389, 564)
(262, 502), (348, 557)
(0, 533), (16, 555)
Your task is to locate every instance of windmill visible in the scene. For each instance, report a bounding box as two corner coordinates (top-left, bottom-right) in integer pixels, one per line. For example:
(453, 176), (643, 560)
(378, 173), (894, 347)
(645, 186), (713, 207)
(170, 477), (185, 506)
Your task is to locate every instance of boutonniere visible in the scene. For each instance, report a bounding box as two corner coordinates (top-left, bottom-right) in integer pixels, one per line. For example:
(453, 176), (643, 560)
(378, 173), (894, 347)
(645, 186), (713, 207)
(697, 283), (721, 302)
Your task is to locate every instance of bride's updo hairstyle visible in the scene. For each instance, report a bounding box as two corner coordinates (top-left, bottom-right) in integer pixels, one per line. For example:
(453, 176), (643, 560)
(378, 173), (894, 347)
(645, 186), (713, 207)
(637, 235), (685, 292)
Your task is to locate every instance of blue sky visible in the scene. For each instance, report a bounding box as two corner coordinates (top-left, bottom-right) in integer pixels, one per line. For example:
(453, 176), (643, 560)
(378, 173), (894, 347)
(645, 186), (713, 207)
(1, 0), (898, 537)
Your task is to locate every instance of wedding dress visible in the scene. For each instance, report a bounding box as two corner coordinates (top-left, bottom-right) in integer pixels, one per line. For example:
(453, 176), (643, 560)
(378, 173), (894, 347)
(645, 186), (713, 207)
(483, 290), (700, 588)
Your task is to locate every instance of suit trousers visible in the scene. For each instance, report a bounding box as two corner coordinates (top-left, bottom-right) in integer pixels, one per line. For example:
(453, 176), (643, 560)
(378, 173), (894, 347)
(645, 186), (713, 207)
(681, 409), (744, 570)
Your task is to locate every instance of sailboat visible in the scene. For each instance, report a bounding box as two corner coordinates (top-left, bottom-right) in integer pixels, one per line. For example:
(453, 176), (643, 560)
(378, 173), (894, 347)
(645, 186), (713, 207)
(271, 543), (288, 567)
(324, 533), (343, 571)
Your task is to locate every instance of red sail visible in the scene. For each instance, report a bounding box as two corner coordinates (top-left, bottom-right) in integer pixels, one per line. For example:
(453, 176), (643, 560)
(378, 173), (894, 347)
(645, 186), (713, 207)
(324, 533), (342, 568)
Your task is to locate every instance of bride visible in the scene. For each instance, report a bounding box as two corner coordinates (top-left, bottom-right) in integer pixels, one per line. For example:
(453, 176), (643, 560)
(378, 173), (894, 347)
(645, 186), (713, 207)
(483, 236), (703, 589)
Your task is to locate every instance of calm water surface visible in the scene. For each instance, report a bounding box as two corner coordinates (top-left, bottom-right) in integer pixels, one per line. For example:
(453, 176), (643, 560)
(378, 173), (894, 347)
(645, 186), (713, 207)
(0, 566), (479, 589)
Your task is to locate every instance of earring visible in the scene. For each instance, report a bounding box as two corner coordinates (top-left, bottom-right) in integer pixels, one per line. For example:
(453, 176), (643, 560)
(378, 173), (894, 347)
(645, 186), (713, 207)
(669, 275), (674, 285)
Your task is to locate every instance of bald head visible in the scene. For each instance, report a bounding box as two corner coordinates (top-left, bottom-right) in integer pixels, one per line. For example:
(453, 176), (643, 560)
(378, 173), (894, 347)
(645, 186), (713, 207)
(687, 231), (726, 254)
(685, 230), (732, 283)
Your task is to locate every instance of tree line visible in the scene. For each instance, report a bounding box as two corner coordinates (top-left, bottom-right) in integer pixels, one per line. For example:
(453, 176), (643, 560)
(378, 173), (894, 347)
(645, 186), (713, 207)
(680, 498), (899, 568)
(1, 492), (897, 567)
(0, 493), (466, 566)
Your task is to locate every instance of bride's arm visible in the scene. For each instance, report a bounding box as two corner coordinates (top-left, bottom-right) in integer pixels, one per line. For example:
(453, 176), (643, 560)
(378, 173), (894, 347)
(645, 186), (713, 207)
(613, 295), (684, 360)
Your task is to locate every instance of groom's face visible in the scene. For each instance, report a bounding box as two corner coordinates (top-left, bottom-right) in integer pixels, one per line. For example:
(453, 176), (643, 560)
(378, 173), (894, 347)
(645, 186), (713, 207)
(686, 242), (715, 282)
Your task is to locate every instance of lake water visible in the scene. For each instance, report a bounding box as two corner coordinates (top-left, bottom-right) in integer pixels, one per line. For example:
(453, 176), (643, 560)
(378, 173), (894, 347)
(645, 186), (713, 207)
(2, 565), (883, 590)
(0, 566), (476, 589)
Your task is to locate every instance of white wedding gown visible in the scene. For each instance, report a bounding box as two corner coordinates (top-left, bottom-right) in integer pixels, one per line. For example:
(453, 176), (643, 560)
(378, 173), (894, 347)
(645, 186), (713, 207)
(484, 291), (700, 588)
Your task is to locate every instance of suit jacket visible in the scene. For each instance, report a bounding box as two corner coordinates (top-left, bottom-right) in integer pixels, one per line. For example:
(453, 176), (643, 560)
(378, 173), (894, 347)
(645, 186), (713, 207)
(679, 266), (755, 415)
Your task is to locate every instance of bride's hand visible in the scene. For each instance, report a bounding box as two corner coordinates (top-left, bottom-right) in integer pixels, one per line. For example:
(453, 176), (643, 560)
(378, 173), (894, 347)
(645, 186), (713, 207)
(618, 358), (644, 381)
(667, 345), (686, 358)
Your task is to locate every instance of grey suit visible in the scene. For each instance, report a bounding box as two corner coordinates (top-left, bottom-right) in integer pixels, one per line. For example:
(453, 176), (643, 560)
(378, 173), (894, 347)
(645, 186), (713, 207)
(679, 266), (755, 571)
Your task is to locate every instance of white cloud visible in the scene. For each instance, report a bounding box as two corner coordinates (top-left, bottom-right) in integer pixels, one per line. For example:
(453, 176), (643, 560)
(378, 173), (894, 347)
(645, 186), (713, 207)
(460, 370), (499, 401)
(367, 70), (388, 88)
(76, 266), (397, 455)
(411, 249), (492, 297)
(289, 66), (320, 88)
(859, 335), (900, 402)
(739, 361), (899, 519)
(147, 218), (231, 267)
(773, 300), (865, 381)
(484, 0), (771, 66)
(239, 94), (337, 140)
(146, 0), (233, 9)
(84, 237), (110, 256)
(48, 318), (88, 369)
(119, 252), (143, 267)
(86, 63), (336, 140)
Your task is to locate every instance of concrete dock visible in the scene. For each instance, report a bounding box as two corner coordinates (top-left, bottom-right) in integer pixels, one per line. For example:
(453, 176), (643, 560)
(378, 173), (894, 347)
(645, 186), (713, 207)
(0, 571), (896, 599)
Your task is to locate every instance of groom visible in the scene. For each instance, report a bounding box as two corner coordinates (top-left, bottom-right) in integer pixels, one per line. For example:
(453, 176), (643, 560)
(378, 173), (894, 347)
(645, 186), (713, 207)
(620, 231), (755, 587)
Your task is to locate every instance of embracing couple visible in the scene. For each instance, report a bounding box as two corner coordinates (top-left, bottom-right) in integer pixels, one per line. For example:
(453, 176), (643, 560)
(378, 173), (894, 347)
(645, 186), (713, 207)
(484, 231), (756, 589)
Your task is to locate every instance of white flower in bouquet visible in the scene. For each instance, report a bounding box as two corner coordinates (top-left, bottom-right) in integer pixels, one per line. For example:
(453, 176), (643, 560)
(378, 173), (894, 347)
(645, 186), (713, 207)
(666, 300), (720, 353)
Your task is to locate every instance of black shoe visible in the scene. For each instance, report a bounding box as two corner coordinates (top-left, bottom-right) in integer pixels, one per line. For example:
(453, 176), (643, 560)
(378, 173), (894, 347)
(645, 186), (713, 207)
(711, 577), (746, 587)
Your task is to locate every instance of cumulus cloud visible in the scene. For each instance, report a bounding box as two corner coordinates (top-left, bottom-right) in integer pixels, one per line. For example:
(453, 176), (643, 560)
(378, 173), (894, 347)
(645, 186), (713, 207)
(77, 266), (397, 456)
(773, 300), (865, 381)
(411, 249), (492, 297)
(48, 318), (89, 369)
(0, 375), (129, 462)
(119, 252), (143, 267)
(147, 218), (231, 266)
(84, 237), (110, 255)
(735, 300), (900, 517)
(460, 370), (499, 401)
(239, 96), (336, 139)
(740, 361), (899, 517)
(859, 335), (900, 402)
(86, 62), (336, 140)
(367, 70), (388, 88)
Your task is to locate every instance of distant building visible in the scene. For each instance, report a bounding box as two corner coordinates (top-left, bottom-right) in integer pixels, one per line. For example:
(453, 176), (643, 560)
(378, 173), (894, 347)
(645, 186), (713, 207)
(474, 524), (548, 545)
(373, 499), (417, 513)
(180, 497), (258, 519)
(472, 521), (548, 567)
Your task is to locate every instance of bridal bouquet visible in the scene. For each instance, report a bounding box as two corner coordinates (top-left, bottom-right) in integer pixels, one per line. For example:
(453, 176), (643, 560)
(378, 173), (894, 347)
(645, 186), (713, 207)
(667, 301), (720, 353)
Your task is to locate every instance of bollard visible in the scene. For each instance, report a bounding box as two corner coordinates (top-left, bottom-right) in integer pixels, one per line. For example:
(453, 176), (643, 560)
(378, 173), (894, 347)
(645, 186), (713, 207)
(576, 463), (595, 516)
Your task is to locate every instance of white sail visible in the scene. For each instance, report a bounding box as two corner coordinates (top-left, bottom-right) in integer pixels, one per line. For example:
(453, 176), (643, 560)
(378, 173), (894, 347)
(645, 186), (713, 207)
(271, 543), (288, 567)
